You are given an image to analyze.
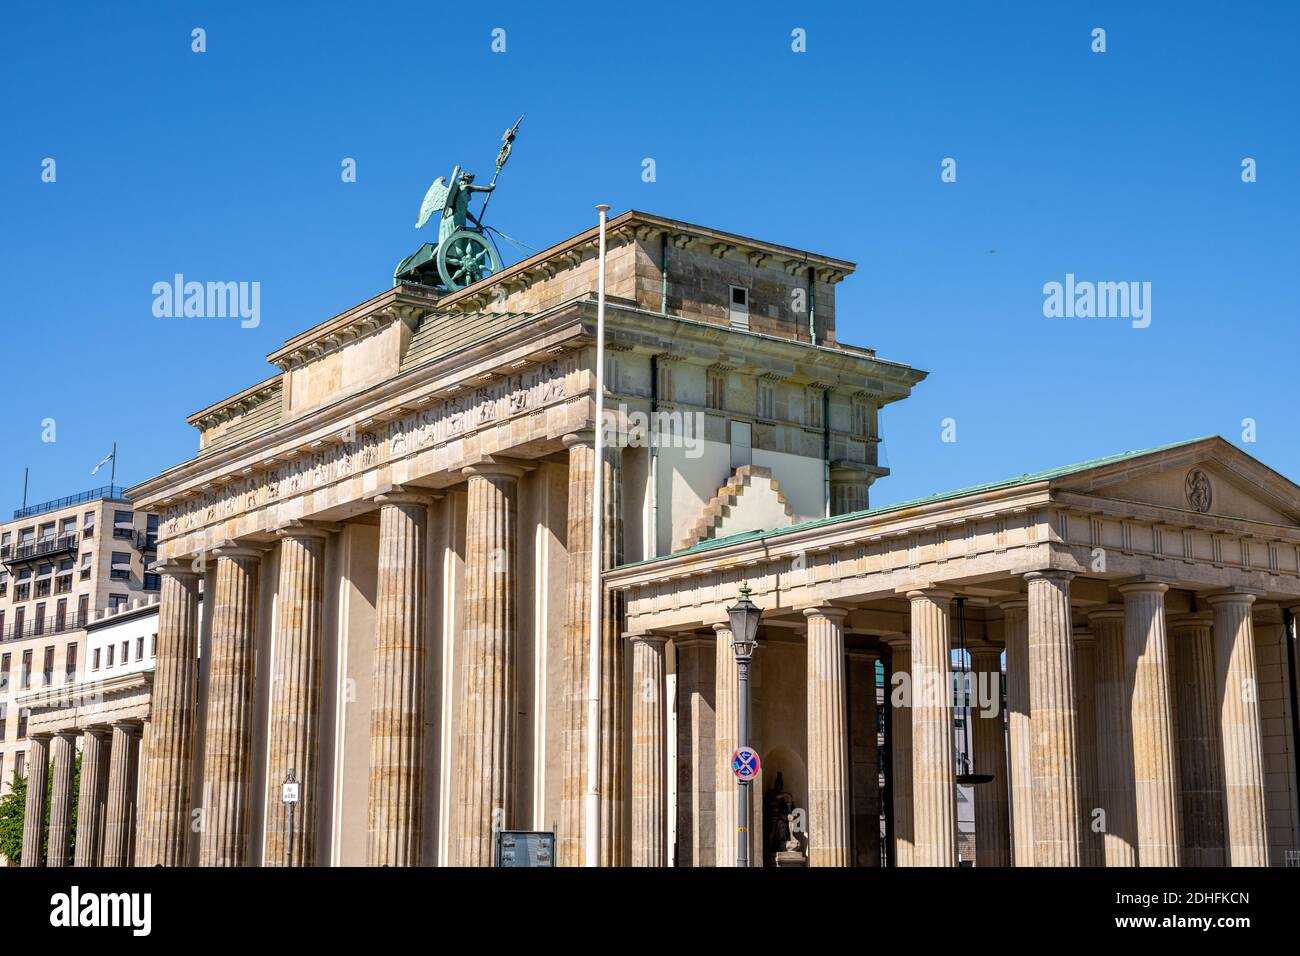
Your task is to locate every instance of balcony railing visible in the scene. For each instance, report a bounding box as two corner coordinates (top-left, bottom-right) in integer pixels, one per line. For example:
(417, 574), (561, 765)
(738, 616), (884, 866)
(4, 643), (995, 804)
(0, 613), (89, 644)
(12, 484), (129, 521)
(1, 532), (81, 566)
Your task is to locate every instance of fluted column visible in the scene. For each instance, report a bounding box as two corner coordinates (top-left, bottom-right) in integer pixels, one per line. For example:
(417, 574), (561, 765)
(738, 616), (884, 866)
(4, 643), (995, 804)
(20, 733), (51, 867)
(367, 491), (429, 867)
(847, 649), (881, 866)
(455, 465), (522, 867)
(909, 590), (957, 867)
(46, 731), (77, 867)
(198, 546), (262, 867)
(1169, 612), (1226, 866)
(74, 728), (110, 866)
(265, 525), (331, 866)
(884, 636), (913, 866)
(805, 607), (851, 866)
(1001, 599), (1034, 866)
(103, 721), (140, 867)
(1208, 592), (1268, 866)
(1089, 607), (1137, 866)
(630, 634), (668, 866)
(714, 622), (738, 867)
(1120, 581), (1181, 866)
(139, 564), (201, 867)
(969, 644), (1010, 867)
(558, 432), (624, 867)
(1073, 627), (1103, 866)
(674, 636), (715, 867)
(1026, 570), (1080, 867)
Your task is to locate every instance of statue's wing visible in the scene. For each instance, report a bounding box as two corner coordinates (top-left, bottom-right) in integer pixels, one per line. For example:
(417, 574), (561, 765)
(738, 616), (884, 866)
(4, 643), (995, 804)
(415, 177), (450, 229)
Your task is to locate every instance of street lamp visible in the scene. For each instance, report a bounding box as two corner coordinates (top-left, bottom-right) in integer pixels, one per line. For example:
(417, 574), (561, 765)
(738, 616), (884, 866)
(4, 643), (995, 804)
(728, 583), (762, 867)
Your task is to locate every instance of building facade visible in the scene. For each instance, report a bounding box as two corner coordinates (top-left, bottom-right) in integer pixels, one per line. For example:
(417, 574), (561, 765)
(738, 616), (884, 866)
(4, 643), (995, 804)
(17, 210), (1299, 867)
(15, 597), (178, 867)
(0, 486), (158, 841)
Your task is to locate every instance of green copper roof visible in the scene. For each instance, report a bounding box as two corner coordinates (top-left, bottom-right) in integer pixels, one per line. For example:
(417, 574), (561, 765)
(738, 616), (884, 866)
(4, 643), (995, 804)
(621, 436), (1219, 567)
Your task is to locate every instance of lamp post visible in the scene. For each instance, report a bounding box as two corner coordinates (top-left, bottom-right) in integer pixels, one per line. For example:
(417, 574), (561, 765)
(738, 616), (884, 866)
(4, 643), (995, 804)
(728, 584), (762, 867)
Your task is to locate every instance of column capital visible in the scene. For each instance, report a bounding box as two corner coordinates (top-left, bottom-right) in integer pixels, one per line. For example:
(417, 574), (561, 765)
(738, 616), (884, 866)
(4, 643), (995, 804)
(1168, 610), (1215, 629)
(367, 484), (438, 507)
(1117, 580), (1169, 596)
(626, 632), (669, 647)
(562, 430), (596, 449)
(906, 588), (955, 604)
(211, 541), (267, 561)
(1086, 604), (1125, 623)
(1023, 570), (1074, 585)
(999, 597), (1029, 613)
(1204, 590), (1258, 608)
(803, 604), (849, 623)
(711, 621), (734, 637)
(155, 559), (201, 579)
(52, 727), (80, 742)
(274, 518), (342, 539)
(461, 455), (534, 480)
(880, 631), (910, 649)
(28, 731), (54, 743)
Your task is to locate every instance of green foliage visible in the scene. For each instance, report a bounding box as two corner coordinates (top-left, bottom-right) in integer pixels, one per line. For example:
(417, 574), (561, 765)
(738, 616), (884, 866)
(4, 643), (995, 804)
(0, 751), (82, 866)
(0, 774), (27, 864)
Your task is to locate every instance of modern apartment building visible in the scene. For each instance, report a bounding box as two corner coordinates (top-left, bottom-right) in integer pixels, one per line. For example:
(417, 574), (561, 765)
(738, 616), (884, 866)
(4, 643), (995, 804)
(0, 485), (158, 806)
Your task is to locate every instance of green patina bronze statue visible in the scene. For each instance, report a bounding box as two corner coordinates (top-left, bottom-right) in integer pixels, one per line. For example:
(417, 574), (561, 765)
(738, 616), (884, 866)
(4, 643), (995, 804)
(395, 115), (523, 292)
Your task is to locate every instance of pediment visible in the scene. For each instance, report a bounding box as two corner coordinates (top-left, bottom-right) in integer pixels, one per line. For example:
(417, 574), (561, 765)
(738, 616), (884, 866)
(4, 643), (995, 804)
(1051, 437), (1300, 528)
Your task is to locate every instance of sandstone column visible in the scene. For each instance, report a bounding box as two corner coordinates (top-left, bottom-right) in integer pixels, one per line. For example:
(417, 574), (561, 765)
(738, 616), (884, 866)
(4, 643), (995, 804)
(883, 636), (913, 866)
(1120, 581), (1181, 866)
(805, 607), (851, 866)
(199, 545), (262, 867)
(674, 636), (715, 867)
(265, 524), (331, 866)
(630, 634), (668, 866)
(909, 590), (957, 867)
(74, 728), (110, 866)
(139, 564), (201, 867)
(714, 622), (738, 867)
(103, 721), (139, 867)
(1026, 570), (1080, 867)
(46, 731), (78, 867)
(455, 465), (521, 867)
(847, 649), (881, 866)
(20, 733), (51, 867)
(1073, 627), (1103, 866)
(1088, 607), (1137, 866)
(1207, 592), (1269, 866)
(1169, 611), (1226, 866)
(969, 644), (1010, 867)
(558, 432), (624, 867)
(1001, 599), (1034, 866)
(367, 491), (429, 867)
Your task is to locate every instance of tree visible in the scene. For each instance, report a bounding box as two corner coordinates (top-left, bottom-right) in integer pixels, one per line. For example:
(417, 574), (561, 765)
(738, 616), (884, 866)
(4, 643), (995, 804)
(0, 775), (28, 864)
(0, 752), (81, 866)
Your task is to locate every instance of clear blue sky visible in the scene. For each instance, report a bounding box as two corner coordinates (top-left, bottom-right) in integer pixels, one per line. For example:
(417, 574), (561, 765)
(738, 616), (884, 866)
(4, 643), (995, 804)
(2, 1), (1296, 514)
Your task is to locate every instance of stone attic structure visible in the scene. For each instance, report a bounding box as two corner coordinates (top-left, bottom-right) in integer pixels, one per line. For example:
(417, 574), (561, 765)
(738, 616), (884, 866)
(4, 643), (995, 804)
(20, 210), (1296, 867)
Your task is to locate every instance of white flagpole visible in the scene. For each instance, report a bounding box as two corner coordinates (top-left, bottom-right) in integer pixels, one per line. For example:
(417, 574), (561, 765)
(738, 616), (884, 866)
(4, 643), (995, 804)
(584, 204), (610, 866)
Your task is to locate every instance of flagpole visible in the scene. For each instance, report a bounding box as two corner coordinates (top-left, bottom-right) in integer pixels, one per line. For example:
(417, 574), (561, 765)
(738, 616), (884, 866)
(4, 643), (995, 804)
(110, 442), (116, 489)
(584, 204), (610, 867)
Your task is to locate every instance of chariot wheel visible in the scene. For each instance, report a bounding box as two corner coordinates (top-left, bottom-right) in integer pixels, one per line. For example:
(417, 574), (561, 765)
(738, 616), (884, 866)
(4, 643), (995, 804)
(437, 229), (502, 291)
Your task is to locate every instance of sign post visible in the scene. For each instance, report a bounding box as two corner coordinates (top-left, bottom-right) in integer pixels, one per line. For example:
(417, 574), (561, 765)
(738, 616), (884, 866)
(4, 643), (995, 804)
(282, 768), (299, 867)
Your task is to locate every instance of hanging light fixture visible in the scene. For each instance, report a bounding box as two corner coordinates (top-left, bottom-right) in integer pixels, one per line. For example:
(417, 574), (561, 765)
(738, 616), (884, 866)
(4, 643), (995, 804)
(954, 595), (993, 786)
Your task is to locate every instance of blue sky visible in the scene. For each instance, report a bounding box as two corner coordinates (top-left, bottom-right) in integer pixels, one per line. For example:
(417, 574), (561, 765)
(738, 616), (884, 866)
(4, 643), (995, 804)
(1, 1), (1296, 513)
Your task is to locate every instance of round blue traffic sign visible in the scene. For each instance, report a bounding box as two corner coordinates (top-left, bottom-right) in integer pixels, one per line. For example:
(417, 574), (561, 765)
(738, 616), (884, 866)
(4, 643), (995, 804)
(731, 746), (761, 781)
